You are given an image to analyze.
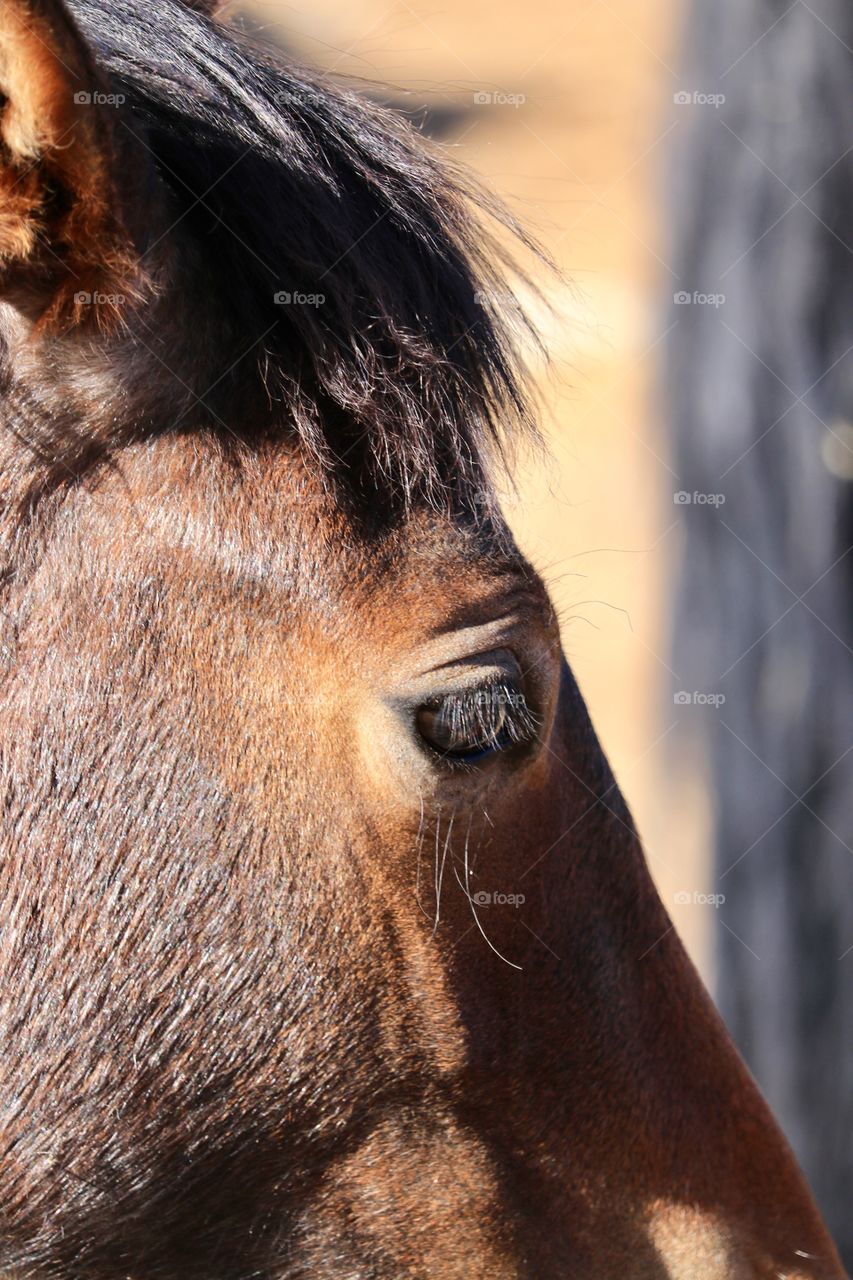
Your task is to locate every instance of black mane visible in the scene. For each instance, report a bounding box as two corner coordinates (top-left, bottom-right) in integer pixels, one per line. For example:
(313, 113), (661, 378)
(67, 0), (542, 515)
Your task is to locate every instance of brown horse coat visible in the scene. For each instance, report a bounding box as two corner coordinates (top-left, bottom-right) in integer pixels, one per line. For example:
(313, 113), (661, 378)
(0, 1), (843, 1276)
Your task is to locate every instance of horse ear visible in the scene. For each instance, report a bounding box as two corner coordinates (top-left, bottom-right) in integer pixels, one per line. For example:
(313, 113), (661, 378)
(0, 0), (148, 332)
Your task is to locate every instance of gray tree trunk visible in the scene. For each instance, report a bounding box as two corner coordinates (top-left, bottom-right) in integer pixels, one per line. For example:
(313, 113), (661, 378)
(667, 0), (853, 1262)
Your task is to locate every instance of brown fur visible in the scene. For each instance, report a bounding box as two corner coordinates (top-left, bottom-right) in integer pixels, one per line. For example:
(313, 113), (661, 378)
(0, 438), (844, 1278)
(0, 2), (845, 1277)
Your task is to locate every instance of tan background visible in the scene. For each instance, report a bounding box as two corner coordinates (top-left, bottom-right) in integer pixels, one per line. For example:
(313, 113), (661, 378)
(243, 0), (713, 977)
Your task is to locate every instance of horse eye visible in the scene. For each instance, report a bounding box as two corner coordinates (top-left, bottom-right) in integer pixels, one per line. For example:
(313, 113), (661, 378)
(415, 684), (528, 763)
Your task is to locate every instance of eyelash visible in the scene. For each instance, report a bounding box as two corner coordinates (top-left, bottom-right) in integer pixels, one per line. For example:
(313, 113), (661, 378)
(424, 678), (541, 763)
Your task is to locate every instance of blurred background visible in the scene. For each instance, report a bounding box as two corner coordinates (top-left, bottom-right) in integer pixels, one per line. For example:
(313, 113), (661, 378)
(239, 0), (852, 1257)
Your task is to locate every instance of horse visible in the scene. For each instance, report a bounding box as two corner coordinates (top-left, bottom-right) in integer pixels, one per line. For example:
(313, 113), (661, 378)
(0, 1), (843, 1276)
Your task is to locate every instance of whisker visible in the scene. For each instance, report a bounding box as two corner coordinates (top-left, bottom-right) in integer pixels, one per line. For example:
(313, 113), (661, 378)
(454, 814), (522, 971)
(414, 793), (432, 922)
(434, 809), (455, 933)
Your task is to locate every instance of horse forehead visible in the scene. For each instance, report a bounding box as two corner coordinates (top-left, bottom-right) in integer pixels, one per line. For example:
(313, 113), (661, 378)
(68, 436), (516, 635)
(97, 439), (366, 600)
